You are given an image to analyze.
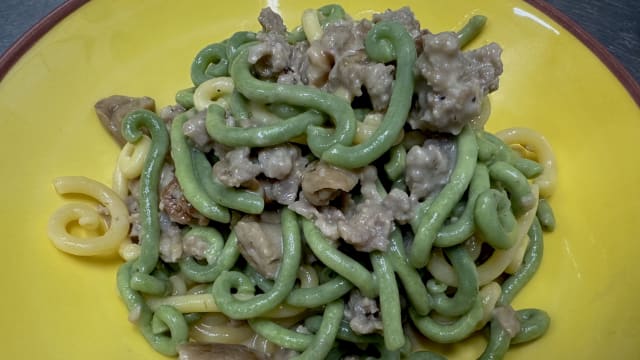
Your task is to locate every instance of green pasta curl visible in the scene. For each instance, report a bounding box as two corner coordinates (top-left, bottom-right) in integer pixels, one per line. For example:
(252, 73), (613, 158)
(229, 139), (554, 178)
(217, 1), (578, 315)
(121, 109), (170, 275)
(320, 21), (417, 168)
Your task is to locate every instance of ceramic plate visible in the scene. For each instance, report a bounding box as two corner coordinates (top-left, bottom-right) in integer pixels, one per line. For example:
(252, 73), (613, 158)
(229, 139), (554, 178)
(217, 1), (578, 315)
(0, 0), (638, 358)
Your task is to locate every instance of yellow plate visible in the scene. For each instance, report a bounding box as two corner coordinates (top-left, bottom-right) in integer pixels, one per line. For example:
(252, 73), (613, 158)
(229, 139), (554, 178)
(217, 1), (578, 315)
(0, 0), (638, 359)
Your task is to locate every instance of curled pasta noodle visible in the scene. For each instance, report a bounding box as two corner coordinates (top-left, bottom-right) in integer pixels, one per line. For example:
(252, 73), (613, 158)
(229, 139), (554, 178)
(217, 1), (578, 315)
(475, 282), (502, 330)
(147, 292), (304, 319)
(297, 265), (319, 288)
(118, 135), (152, 179)
(496, 127), (557, 198)
(48, 176), (129, 256)
(190, 313), (254, 344)
(302, 9), (323, 42)
(428, 186), (540, 286)
(111, 165), (129, 200)
(193, 76), (235, 111)
(118, 238), (141, 262)
(112, 135), (152, 200)
(354, 112), (384, 144)
(148, 293), (221, 313)
(54, 7), (559, 358)
(505, 234), (531, 274)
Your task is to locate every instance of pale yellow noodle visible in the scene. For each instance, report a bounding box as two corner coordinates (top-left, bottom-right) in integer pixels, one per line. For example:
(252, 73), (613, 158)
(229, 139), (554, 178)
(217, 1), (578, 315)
(248, 101), (284, 126)
(118, 135), (152, 179)
(147, 294), (220, 313)
(428, 186), (540, 286)
(505, 234), (531, 274)
(48, 176), (129, 256)
(112, 136), (152, 200)
(306, 44), (332, 86)
(354, 113), (383, 144)
(245, 334), (281, 354)
(194, 76), (234, 111)
(496, 127), (557, 198)
(298, 265), (319, 288)
(187, 283), (211, 295)
(190, 313), (254, 344)
(333, 86), (352, 101)
(475, 282), (502, 330)
(118, 238), (141, 262)
(147, 293), (304, 318)
(111, 166), (129, 200)
(302, 8), (323, 42)
(169, 274), (188, 296)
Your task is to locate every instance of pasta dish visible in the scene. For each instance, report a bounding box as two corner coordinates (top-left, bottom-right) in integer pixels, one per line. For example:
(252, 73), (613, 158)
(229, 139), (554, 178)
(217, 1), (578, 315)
(48, 5), (557, 359)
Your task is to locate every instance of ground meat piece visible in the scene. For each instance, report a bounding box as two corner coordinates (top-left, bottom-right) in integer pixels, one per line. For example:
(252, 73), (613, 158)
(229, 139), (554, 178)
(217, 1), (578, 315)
(234, 213), (283, 279)
(178, 343), (269, 360)
(372, 7), (422, 40)
(159, 104), (185, 124)
(158, 212), (183, 263)
(213, 147), (261, 187)
(493, 305), (521, 338)
(338, 199), (391, 252)
(383, 188), (416, 224)
(277, 41), (310, 85)
(321, 19), (371, 56)
(288, 193), (347, 242)
(158, 164), (208, 226)
(357, 166), (383, 202)
(301, 161), (359, 206)
(293, 166), (394, 251)
(94, 95), (155, 146)
(344, 290), (383, 334)
(411, 32), (503, 134)
(330, 51), (394, 111)
(258, 7), (287, 34)
(160, 178), (209, 225)
(250, 32), (292, 79)
(183, 110), (213, 152)
(336, 166), (394, 252)
(405, 137), (457, 200)
(258, 144), (300, 180)
(306, 19), (395, 111)
(160, 178), (209, 226)
(182, 230), (212, 261)
(261, 149), (308, 205)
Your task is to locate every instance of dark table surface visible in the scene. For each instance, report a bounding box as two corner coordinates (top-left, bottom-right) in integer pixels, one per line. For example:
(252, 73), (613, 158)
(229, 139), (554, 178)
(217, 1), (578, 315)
(1, 0), (639, 84)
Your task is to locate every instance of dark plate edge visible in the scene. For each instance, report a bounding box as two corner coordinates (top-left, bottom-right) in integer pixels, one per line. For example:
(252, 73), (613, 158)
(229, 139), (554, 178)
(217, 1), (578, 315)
(0, 0), (638, 107)
(524, 0), (640, 107)
(0, 0), (90, 82)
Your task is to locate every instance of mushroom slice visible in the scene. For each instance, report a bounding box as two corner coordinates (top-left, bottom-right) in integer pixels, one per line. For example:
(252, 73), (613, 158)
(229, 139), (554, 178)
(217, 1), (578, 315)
(94, 95), (156, 146)
(234, 213), (283, 279)
(301, 161), (359, 206)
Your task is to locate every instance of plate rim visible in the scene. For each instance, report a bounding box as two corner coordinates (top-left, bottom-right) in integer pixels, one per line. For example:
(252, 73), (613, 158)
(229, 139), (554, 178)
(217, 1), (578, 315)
(0, 0), (638, 106)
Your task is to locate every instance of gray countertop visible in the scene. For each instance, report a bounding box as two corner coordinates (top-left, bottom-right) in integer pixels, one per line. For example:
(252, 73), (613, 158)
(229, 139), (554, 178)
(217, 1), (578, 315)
(1, 0), (638, 84)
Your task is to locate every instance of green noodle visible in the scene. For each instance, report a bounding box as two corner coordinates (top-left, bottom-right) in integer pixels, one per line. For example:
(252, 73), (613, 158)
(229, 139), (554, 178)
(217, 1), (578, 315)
(121, 109), (170, 274)
(89, 6), (559, 359)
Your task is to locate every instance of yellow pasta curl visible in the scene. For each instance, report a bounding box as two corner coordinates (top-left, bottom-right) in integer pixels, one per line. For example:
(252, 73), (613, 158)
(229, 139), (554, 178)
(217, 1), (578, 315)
(48, 176), (129, 256)
(118, 134), (152, 179)
(302, 8), (323, 42)
(496, 127), (557, 198)
(194, 76), (234, 111)
(111, 166), (129, 200)
(190, 313), (255, 345)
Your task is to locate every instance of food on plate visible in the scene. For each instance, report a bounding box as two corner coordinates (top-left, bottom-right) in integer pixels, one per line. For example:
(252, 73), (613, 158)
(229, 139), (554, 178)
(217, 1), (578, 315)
(48, 5), (557, 359)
